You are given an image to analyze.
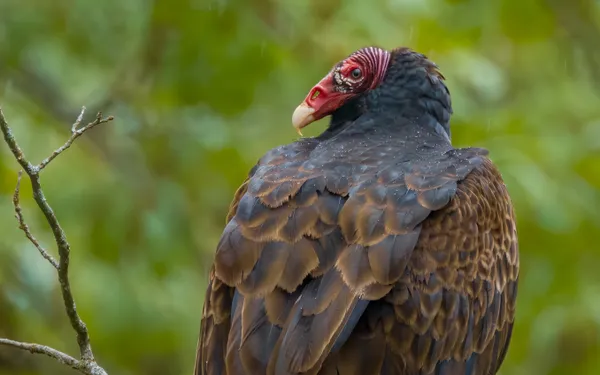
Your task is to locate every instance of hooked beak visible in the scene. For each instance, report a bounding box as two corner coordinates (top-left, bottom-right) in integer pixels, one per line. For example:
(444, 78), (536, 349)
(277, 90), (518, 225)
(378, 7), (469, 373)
(292, 74), (351, 135)
(291, 103), (315, 135)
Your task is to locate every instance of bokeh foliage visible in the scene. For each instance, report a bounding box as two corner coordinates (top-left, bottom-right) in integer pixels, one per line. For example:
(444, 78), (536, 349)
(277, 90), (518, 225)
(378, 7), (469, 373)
(1, 0), (599, 374)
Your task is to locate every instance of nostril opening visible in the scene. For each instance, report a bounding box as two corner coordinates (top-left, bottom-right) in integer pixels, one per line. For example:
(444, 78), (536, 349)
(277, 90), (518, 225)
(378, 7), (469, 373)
(310, 89), (321, 101)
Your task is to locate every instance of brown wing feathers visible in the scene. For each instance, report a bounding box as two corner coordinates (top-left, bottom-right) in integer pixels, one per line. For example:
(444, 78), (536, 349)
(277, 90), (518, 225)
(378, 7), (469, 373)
(196, 136), (513, 375)
(195, 267), (233, 375)
(319, 157), (518, 375)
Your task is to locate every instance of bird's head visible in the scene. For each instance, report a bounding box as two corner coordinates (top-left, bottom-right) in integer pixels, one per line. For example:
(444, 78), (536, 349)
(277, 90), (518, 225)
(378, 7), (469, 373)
(292, 46), (451, 136)
(292, 47), (390, 134)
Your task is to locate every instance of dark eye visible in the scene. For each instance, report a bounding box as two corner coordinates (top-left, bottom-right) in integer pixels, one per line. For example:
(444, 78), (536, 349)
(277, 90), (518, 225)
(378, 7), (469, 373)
(351, 68), (362, 79)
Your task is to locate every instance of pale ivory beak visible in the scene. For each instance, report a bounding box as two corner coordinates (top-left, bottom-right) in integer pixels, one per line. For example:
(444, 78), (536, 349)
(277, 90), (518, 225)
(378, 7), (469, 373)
(291, 102), (316, 136)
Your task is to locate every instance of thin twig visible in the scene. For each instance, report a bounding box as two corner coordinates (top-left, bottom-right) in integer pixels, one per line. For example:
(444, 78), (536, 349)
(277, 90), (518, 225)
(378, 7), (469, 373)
(39, 107), (114, 170)
(0, 109), (36, 175)
(1, 339), (81, 370)
(72, 106), (86, 133)
(0, 107), (113, 375)
(0, 339), (107, 375)
(12, 170), (59, 269)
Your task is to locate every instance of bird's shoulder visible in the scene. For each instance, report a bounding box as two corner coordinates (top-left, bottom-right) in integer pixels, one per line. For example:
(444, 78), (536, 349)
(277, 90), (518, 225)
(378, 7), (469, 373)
(218, 136), (494, 291)
(352, 155), (519, 374)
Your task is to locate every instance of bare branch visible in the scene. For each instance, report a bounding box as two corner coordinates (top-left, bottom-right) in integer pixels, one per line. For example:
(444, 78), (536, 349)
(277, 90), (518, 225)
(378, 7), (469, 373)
(38, 107), (114, 170)
(0, 109), (36, 175)
(13, 170), (59, 269)
(72, 106), (86, 133)
(0, 107), (113, 374)
(0, 339), (107, 375)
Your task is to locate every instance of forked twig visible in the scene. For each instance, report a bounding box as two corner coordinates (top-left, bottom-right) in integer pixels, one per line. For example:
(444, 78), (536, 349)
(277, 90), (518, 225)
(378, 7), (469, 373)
(12, 171), (59, 269)
(0, 106), (114, 375)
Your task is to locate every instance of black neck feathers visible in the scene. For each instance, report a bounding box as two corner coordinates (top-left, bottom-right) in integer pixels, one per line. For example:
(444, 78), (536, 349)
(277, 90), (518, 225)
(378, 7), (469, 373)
(325, 48), (453, 139)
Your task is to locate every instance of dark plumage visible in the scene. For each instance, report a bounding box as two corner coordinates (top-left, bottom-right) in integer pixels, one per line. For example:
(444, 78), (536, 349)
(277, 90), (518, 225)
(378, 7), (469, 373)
(194, 46), (519, 375)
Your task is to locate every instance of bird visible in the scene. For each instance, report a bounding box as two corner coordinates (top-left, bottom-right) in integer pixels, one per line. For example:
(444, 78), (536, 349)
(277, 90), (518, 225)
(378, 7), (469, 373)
(194, 46), (519, 375)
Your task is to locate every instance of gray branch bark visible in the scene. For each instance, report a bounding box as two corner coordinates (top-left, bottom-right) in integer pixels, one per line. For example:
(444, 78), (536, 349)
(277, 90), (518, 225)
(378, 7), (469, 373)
(0, 106), (114, 375)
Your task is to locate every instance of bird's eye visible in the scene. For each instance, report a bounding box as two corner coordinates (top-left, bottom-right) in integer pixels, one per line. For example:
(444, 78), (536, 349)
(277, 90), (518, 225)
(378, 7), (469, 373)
(351, 68), (362, 79)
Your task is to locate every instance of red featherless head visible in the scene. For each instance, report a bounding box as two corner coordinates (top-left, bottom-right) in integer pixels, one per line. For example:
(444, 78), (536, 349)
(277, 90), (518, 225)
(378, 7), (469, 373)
(292, 47), (391, 133)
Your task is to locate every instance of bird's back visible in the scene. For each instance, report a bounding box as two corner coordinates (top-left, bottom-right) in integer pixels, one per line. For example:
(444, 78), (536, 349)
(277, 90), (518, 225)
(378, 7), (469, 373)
(195, 118), (519, 375)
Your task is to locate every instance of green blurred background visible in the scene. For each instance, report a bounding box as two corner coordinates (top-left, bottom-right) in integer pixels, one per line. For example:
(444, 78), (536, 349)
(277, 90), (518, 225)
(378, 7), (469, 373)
(1, 0), (599, 374)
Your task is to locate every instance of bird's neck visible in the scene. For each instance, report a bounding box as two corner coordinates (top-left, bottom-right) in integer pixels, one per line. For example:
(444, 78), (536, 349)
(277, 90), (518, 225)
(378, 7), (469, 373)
(367, 75), (452, 137)
(324, 96), (365, 135)
(322, 95), (452, 143)
(323, 71), (453, 141)
(372, 96), (452, 140)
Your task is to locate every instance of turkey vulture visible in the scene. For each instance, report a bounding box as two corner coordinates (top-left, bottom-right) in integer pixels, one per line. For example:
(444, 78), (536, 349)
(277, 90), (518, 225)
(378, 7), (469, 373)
(194, 46), (519, 375)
